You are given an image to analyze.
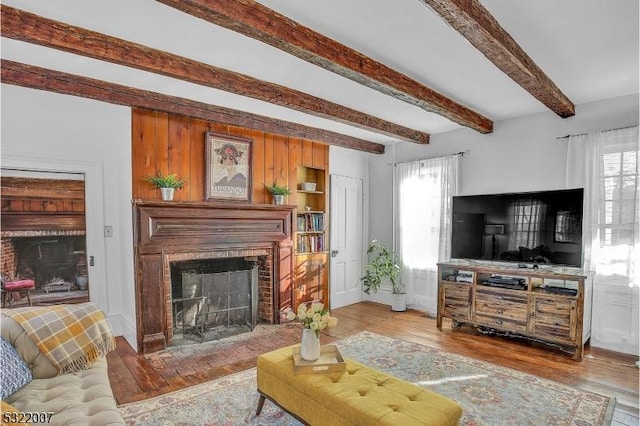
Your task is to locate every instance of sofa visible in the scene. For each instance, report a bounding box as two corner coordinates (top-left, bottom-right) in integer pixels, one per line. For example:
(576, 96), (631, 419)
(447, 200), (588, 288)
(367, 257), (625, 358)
(1, 303), (125, 425)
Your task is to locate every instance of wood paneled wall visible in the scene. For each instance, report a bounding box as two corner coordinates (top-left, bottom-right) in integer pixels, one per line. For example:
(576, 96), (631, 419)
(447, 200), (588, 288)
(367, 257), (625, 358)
(0, 177), (86, 233)
(131, 108), (329, 204)
(1, 177), (85, 214)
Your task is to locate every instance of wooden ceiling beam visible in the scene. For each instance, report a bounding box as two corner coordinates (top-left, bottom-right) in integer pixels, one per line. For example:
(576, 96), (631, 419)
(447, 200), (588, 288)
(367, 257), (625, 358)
(1, 60), (385, 154)
(156, 0), (493, 134)
(420, 0), (574, 118)
(1, 6), (422, 145)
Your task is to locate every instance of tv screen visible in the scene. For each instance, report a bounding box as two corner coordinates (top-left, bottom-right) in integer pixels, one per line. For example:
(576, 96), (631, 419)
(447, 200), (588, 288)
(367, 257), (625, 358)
(451, 188), (584, 268)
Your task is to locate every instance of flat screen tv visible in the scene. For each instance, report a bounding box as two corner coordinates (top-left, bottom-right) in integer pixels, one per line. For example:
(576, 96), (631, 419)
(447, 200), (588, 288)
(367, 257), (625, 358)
(451, 188), (584, 268)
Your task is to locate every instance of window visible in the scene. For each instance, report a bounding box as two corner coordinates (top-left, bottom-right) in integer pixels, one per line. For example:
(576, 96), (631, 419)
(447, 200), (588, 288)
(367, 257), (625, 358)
(508, 199), (545, 249)
(597, 146), (639, 280)
(394, 155), (458, 312)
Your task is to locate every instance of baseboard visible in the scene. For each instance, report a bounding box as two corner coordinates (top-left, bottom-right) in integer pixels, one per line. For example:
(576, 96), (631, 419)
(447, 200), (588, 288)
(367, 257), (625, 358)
(590, 337), (639, 357)
(108, 312), (138, 352)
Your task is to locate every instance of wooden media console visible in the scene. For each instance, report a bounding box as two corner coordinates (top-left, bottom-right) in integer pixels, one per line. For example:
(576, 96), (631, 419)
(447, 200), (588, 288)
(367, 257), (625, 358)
(437, 261), (593, 361)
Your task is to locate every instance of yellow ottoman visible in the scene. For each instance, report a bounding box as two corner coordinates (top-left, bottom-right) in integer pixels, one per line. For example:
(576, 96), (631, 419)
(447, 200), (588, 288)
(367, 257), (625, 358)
(256, 345), (462, 426)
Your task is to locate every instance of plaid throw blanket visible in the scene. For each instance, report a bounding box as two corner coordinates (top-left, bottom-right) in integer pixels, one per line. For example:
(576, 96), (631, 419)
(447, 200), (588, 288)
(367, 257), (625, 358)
(2, 302), (116, 374)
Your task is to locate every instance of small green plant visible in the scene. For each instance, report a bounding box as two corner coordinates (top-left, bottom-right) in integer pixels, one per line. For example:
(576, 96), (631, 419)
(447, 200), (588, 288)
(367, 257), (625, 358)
(265, 181), (291, 196)
(144, 173), (186, 189)
(360, 240), (404, 294)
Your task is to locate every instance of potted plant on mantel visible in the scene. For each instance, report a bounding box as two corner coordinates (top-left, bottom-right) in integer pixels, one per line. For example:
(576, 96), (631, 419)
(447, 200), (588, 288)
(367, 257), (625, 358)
(144, 173), (186, 201)
(265, 181), (291, 205)
(360, 240), (406, 312)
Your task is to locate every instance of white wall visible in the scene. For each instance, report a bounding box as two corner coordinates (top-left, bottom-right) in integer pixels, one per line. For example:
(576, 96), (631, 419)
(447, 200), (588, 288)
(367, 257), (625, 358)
(370, 93), (638, 242)
(1, 84), (137, 351)
(394, 94), (639, 195)
(368, 93), (639, 354)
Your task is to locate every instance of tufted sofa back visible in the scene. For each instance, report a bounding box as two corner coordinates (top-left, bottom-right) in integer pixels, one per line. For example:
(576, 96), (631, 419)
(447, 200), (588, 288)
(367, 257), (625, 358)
(1, 316), (59, 378)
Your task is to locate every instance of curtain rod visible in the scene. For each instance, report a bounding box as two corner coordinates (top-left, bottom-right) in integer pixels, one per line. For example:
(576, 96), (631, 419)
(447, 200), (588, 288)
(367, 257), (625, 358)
(387, 150), (469, 166)
(556, 125), (637, 140)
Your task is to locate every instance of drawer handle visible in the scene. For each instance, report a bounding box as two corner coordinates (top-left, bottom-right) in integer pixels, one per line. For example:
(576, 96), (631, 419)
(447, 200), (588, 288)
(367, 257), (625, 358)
(495, 320), (503, 325)
(496, 309), (504, 314)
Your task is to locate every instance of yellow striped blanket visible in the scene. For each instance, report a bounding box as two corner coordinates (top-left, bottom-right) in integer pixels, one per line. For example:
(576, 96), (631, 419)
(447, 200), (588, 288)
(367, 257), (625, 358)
(2, 302), (116, 374)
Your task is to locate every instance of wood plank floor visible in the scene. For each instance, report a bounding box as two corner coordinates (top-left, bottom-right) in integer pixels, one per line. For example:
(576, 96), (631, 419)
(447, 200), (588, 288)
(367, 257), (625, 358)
(107, 302), (639, 418)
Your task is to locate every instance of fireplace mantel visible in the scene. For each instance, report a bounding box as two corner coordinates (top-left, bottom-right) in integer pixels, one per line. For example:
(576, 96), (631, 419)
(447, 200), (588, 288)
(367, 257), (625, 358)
(133, 200), (295, 353)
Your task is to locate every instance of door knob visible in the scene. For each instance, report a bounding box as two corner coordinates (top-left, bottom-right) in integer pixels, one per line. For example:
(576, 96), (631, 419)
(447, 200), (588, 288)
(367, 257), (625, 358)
(331, 250), (339, 257)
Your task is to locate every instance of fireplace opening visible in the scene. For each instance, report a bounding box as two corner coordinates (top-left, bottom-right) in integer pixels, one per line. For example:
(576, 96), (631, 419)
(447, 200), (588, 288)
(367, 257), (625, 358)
(170, 257), (258, 343)
(3, 236), (89, 295)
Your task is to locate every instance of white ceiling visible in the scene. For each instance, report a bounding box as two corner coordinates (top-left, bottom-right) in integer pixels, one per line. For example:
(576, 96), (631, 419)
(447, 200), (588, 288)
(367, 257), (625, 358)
(2, 0), (638, 146)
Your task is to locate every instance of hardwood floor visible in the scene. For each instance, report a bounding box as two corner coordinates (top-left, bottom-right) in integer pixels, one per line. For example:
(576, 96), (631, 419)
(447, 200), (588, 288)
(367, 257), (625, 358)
(107, 302), (639, 418)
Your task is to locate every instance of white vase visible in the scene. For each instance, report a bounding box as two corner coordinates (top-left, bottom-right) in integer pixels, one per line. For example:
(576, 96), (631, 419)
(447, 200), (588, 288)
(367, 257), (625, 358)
(273, 194), (285, 205)
(391, 293), (407, 312)
(160, 187), (175, 201)
(300, 328), (321, 361)
(75, 275), (88, 290)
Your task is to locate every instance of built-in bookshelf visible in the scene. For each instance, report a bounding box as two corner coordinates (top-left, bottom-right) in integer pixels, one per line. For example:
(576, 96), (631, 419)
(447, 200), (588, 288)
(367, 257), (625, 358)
(294, 165), (329, 309)
(295, 166), (327, 255)
(296, 213), (325, 252)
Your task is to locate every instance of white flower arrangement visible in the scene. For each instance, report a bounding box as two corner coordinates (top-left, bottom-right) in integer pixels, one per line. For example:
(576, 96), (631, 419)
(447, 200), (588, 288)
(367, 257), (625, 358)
(285, 302), (338, 336)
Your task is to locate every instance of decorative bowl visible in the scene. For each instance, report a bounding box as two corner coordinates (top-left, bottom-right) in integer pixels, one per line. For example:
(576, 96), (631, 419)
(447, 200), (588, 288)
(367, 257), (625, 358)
(302, 182), (317, 191)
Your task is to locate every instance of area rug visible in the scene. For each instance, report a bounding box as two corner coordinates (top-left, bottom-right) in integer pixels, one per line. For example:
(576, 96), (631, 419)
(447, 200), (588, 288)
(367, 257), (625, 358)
(118, 331), (615, 425)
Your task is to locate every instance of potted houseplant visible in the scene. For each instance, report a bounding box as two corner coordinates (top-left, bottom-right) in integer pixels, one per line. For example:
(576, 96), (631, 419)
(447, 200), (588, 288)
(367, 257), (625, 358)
(360, 240), (406, 311)
(144, 173), (186, 201)
(265, 181), (291, 205)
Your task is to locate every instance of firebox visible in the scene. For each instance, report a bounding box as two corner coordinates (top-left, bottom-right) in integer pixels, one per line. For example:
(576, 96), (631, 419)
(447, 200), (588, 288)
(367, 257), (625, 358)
(170, 257), (258, 343)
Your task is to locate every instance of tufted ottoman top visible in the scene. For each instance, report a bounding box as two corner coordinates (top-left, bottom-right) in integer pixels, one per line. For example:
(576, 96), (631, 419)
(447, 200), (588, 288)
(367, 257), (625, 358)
(257, 345), (462, 426)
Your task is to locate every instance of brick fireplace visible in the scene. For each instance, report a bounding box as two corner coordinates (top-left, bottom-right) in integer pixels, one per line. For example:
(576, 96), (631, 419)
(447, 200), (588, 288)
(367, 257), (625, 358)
(133, 201), (295, 354)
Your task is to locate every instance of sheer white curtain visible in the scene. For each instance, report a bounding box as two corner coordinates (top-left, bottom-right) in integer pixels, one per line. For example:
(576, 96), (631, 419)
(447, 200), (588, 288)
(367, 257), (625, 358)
(394, 155), (459, 313)
(566, 126), (639, 286)
(566, 125), (639, 355)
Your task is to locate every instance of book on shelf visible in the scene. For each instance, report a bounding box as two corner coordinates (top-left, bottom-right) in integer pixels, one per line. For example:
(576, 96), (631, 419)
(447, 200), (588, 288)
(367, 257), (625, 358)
(297, 216), (306, 232)
(297, 212), (325, 232)
(297, 233), (325, 253)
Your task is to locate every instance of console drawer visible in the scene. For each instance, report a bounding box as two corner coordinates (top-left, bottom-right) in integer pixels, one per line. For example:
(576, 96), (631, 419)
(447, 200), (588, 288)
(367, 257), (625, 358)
(474, 313), (528, 334)
(474, 287), (528, 322)
(530, 296), (577, 342)
(442, 284), (471, 321)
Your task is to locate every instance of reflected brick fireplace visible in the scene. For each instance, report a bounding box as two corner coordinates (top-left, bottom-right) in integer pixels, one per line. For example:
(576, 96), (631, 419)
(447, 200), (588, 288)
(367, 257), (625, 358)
(133, 201), (295, 354)
(1, 235), (87, 292)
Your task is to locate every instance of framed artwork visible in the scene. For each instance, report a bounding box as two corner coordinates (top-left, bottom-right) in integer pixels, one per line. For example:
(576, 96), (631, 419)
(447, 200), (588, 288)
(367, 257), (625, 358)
(205, 132), (252, 202)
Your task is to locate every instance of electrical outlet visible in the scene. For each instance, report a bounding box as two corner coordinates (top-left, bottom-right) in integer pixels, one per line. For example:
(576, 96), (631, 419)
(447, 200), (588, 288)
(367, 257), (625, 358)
(104, 226), (113, 237)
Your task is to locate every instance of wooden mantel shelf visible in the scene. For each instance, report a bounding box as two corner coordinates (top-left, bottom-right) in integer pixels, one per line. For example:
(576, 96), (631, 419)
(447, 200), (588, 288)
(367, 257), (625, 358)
(132, 199), (295, 209)
(133, 200), (295, 255)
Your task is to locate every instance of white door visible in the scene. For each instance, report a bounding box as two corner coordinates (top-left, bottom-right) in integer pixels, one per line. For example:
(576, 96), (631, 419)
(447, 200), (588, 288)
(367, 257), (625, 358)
(330, 175), (363, 308)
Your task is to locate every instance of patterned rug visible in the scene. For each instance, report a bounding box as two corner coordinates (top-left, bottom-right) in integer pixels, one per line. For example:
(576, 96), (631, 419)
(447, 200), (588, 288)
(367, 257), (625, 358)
(118, 331), (615, 425)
